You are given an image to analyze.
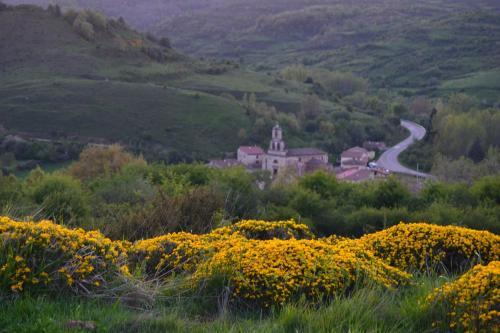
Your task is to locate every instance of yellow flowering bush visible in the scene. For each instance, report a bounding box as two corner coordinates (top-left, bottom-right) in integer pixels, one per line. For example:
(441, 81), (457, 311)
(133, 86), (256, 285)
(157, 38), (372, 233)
(0, 217), (128, 294)
(359, 223), (500, 272)
(130, 220), (312, 278)
(211, 219), (314, 240)
(425, 261), (500, 332)
(191, 238), (410, 307)
(130, 231), (246, 278)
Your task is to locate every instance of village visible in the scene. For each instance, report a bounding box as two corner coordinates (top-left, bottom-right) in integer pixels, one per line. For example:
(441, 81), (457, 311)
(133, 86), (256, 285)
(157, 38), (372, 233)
(209, 124), (391, 183)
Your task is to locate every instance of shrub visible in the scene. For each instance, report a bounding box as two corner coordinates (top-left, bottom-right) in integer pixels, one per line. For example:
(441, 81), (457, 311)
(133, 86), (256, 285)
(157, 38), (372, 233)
(72, 13), (95, 41)
(68, 144), (146, 182)
(130, 232), (242, 278)
(0, 217), (128, 294)
(281, 64), (309, 82)
(471, 176), (500, 206)
(425, 261), (500, 332)
(191, 238), (410, 308)
(31, 175), (89, 224)
(63, 9), (78, 24)
(131, 220), (312, 279)
(85, 10), (107, 31)
(360, 223), (500, 272)
(0, 175), (22, 206)
(212, 219), (314, 240)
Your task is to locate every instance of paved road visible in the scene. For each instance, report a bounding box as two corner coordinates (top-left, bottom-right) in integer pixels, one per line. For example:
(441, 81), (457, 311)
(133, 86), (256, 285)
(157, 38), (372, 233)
(376, 120), (431, 178)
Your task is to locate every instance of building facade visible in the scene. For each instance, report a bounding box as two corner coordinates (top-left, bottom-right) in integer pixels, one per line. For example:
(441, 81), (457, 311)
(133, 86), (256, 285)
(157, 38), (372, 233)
(238, 124), (331, 177)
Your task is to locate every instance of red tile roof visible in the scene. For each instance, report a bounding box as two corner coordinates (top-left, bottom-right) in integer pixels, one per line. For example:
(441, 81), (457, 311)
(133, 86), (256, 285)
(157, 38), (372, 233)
(238, 146), (264, 155)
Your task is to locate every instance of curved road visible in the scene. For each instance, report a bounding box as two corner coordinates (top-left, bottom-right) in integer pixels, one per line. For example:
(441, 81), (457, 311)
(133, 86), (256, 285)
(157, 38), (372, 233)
(376, 120), (431, 178)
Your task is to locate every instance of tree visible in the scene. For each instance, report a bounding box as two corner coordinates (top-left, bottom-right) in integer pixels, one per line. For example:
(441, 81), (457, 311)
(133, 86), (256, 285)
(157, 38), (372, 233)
(471, 176), (500, 206)
(371, 177), (411, 208)
(73, 14), (95, 41)
(68, 144), (146, 181)
(410, 96), (433, 116)
(238, 128), (248, 142)
(468, 138), (485, 163)
(299, 94), (322, 121)
(298, 171), (338, 199)
(159, 37), (171, 48)
(85, 10), (108, 31)
(319, 71), (368, 97)
(281, 64), (309, 82)
(391, 103), (407, 118)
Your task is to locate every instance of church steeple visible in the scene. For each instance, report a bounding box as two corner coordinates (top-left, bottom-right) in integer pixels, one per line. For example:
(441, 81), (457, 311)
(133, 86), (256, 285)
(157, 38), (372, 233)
(268, 123), (287, 156)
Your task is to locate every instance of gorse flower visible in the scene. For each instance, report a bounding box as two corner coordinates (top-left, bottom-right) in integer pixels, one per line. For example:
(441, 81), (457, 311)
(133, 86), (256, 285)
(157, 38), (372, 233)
(130, 219), (313, 278)
(359, 222), (500, 272)
(191, 238), (410, 307)
(210, 219), (314, 240)
(1, 216), (498, 321)
(0, 216), (128, 294)
(425, 261), (500, 333)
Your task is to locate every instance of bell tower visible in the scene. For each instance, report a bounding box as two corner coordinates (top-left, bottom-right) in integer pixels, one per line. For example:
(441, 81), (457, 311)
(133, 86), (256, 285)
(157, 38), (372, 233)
(268, 124), (287, 156)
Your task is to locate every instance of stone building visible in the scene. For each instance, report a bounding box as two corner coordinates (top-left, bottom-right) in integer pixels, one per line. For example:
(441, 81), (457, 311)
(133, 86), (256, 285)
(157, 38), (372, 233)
(340, 146), (374, 169)
(237, 146), (264, 170)
(238, 124), (331, 177)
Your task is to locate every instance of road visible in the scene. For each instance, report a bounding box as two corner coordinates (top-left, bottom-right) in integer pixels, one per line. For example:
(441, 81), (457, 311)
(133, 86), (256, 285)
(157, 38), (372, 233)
(376, 120), (431, 178)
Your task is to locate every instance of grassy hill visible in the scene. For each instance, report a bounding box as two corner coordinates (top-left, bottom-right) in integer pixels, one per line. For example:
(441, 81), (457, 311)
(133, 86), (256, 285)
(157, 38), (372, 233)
(4, 1), (499, 102)
(151, 0), (500, 101)
(1, 3), (411, 164)
(0, 4), (253, 160)
(0, 4), (327, 161)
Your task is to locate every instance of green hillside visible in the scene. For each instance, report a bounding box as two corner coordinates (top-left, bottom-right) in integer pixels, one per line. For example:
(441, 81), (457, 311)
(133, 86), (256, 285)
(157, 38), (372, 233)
(0, 4), (252, 160)
(1, 3), (410, 164)
(152, 0), (500, 102)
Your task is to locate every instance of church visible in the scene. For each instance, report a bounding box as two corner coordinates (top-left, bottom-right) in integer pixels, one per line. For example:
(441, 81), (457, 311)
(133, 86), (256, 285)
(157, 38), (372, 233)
(237, 124), (332, 177)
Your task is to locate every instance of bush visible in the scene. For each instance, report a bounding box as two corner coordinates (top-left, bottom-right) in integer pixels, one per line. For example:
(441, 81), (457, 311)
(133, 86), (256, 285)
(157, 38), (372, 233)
(85, 10), (107, 31)
(0, 175), (22, 206)
(360, 223), (500, 272)
(31, 175), (90, 224)
(281, 64), (309, 82)
(318, 71), (368, 97)
(68, 144), (146, 182)
(425, 261), (500, 332)
(0, 217), (128, 294)
(63, 9), (78, 24)
(370, 177), (411, 208)
(191, 238), (409, 308)
(73, 14), (95, 41)
(212, 219), (314, 240)
(130, 220), (312, 279)
(471, 175), (500, 206)
(130, 232), (242, 278)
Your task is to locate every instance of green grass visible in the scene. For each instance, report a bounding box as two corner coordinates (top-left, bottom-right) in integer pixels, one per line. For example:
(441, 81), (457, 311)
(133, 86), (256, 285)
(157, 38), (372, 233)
(440, 69), (500, 100)
(0, 77), (251, 159)
(0, 275), (447, 333)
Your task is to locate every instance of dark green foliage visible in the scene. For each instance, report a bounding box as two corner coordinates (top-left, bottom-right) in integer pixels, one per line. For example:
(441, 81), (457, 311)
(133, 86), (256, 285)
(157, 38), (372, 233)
(0, 174), (22, 206)
(471, 176), (500, 206)
(31, 174), (89, 224)
(371, 177), (411, 208)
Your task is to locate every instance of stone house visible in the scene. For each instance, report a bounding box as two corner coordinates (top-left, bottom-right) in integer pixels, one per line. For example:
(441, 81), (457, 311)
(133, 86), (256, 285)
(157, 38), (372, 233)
(340, 146), (374, 169)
